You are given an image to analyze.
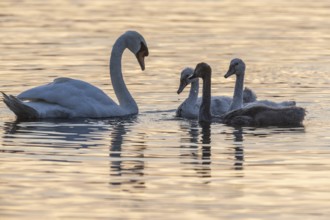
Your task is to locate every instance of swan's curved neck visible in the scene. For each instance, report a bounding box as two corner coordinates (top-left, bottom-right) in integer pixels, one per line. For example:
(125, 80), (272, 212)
(229, 72), (244, 111)
(187, 79), (199, 103)
(199, 75), (212, 123)
(110, 36), (138, 113)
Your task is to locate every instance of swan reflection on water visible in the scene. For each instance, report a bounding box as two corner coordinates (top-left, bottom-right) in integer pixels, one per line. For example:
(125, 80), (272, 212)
(1, 114), (305, 191)
(108, 121), (146, 190)
(2, 118), (111, 149)
(179, 121), (212, 178)
(179, 120), (246, 179)
(2, 117), (147, 191)
(232, 128), (244, 171)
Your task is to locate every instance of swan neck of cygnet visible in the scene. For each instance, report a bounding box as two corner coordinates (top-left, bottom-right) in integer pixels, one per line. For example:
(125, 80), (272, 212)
(199, 75), (212, 123)
(188, 78), (199, 103)
(229, 72), (244, 111)
(110, 35), (138, 113)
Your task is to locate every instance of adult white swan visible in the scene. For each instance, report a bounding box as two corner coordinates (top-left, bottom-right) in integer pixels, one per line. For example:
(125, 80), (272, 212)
(176, 67), (257, 119)
(2, 30), (149, 119)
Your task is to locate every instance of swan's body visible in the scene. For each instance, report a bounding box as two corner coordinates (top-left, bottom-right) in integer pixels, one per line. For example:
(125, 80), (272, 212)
(222, 58), (305, 127)
(2, 31), (149, 119)
(222, 104), (305, 127)
(176, 67), (257, 119)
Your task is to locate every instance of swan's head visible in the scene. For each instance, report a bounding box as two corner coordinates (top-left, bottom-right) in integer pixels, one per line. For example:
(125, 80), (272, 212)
(188, 62), (212, 80)
(177, 67), (196, 94)
(124, 31), (149, 70)
(224, 58), (245, 78)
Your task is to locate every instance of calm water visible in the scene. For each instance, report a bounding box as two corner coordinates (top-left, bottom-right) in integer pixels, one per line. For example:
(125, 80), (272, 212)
(1, 0), (330, 219)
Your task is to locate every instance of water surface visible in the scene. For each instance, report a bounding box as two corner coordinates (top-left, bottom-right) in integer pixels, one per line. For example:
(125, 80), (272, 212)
(1, 0), (330, 219)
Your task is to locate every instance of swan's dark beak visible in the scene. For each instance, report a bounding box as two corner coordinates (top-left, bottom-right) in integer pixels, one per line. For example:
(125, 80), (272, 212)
(224, 65), (235, 78)
(177, 80), (188, 94)
(136, 42), (149, 71)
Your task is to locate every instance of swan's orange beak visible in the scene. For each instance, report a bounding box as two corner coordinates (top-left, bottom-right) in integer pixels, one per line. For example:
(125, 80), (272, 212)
(136, 43), (149, 71)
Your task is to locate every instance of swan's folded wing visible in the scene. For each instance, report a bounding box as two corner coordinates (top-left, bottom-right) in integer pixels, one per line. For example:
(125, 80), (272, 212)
(17, 77), (117, 109)
(253, 100), (296, 108)
(222, 105), (306, 126)
(222, 105), (271, 121)
(210, 96), (231, 116)
(243, 87), (257, 103)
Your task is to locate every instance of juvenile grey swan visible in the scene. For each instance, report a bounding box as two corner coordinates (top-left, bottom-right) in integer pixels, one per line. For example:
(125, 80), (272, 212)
(225, 58), (296, 111)
(2, 31), (149, 120)
(176, 67), (257, 119)
(222, 58), (305, 127)
(187, 63), (214, 123)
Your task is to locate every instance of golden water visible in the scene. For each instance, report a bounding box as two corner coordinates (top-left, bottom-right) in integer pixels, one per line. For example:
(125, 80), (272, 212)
(1, 0), (330, 219)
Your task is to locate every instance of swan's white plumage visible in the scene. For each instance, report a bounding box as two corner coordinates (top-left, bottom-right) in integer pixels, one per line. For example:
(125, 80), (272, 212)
(2, 30), (149, 119)
(18, 78), (122, 118)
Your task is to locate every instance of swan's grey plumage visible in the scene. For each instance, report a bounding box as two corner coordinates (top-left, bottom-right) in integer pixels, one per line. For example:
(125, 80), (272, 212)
(222, 58), (305, 127)
(225, 58), (296, 110)
(222, 104), (305, 127)
(2, 31), (149, 120)
(176, 67), (257, 119)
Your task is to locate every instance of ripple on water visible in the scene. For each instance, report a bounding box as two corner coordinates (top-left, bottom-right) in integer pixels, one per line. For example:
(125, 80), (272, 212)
(1, 0), (330, 219)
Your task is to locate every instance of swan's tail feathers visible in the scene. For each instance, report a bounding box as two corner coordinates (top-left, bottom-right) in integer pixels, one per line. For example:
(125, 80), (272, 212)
(279, 106), (306, 126)
(243, 87), (257, 103)
(2, 92), (39, 120)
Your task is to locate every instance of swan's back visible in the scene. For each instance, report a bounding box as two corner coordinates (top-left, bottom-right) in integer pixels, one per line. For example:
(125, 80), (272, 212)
(14, 78), (123, 118)
(222, 105), (306, 127)
(18, 78), (116, 107)
(247, 100), (296, 108)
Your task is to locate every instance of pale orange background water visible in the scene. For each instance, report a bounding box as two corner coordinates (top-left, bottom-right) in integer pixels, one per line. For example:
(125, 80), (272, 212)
(1, 0), (330, 219)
